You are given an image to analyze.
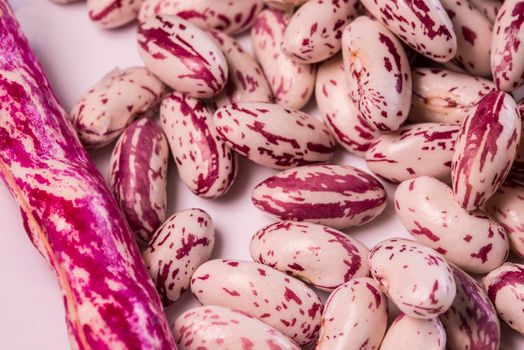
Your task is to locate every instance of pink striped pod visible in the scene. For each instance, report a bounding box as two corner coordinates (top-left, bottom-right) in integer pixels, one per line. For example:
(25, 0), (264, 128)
(109, 118), (168, 244)
(263, 0), (306, 11)
(360, 0), (457, 62)
(440, 265), (500, 350)
(251, 165), (387, 230)
(0, 2), (176, 347)
(470, 0), (503, 23)
(440, 0), (493, 77)
(486, 180), (524, 258)
(409, 68), (497, 124)
(250, 221), (370, 292)
(282, 0), (359, 64)
(491, 0), (524, 91)
(161, 92), (237, 198)
(137, 15), (228, 98)
(251, 9), (316, 109)
(143, 209), (214, 306)
(316, 277), (388, 350)
(315, 54), (378, 157)
(369, 238), (456, 319)
(395, 176), (509, 274)
(70, 66), (165, 149)
(451, 91), (521, 211)
(342, 16), (412, 132)
(174, 305), (300, 350)
(209, 30), (272, 108)
(138, 0), (263, 35)
(190, 259), (323, 346)
(366, 123), (460, 183)
(483, 262), (524, 334)
(380, 314), (446, 350)
(212, 102), (335, 170)
(87, 0), (142, 29)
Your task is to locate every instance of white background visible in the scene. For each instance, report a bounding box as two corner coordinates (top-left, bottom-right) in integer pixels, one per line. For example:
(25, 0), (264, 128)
(1, 0), (523, 349)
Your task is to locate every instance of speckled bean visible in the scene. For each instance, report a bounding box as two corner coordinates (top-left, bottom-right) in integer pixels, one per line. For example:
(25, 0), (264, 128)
(483, 262), (524, 334)
(161, 92), (237, 198)
(360, 0), (457, 61)
(251, 9), (316, 109)
(316, 277), (388, 350)
(250, 221), (369, 292)
(251, 164), (387, 229)
(342, 16), (412, 132)
(50, 0), (82, 3)
(470, 0), (503, 23)
(87, 0), (142, 29)
(315, 54), (379, 157)
(369, 238), (456, 319)
(440, 0), (493, 77)
(380, 314), (446, 350)
(190, 259), (323, 346)
(491, 0), (524, 91)
(395, 176), (509, 274)
(138, 0), (264, 35)
(366, 123), (460, 183)
(137, 15), (228, 98)
(282, 0), (359, 64)
(263, 0), (306, 11)
(212, 102), (335, 169)
(70, 67), (165, 149)
(451, 91), (521, 211)
(109, 118), (168, 244)
(440, 265), (500, 350)
(409, 68), (497, 124)
(173, 305), (300, 350)
(209, 30), (272, 108)
(486, 180), (524, 258)
(143, 209), (214, 306)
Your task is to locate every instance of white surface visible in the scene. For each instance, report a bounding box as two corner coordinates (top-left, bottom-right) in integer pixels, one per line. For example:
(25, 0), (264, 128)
(0, 1), (523, 349)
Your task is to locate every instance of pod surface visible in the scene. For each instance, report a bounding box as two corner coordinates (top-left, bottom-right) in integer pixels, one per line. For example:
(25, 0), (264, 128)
(213, 102), (335, 169)
(190, 259), (322, 346)
(251, 164), (387, 229)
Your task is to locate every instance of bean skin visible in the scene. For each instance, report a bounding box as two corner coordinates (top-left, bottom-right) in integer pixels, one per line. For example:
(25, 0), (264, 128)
(87, 0), (142, 29)
(380, 314), (446, 350)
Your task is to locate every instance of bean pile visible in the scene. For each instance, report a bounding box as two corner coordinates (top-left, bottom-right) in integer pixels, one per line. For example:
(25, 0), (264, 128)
(52, 0), (524, 349)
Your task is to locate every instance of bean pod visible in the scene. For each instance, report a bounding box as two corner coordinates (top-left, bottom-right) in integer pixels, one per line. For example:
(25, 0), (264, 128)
(395, 176), (509, 274)
(369, 238), (456, 319)
(251, 164), (387, 229)
(366, 123), (460, 183)
(409, 68), (497, 124)
(440, 265), (500, 350)
(316, 277), (388, 350)
(87, 0), (141, 29)
(161, 92), (237, 198)
(209, 30), (272, 108)
(251, 9), (316, 109)
(342, 16), (412, 132)
(213, 102), (335, 169)
(315, 54), (378, 156)
(110, 118), (168, 244)
(250, 221), (370, 291)
(360, 0), (457, 61)
(282, 0), (359, 64)
(452, 91), (521, 211)
(491, 0), (524, 91)
(174, 305), (300, 350)
(486, 181), (524, 258)
(137, 15), (228, 98)
(138, 0), (264, 35)
(70, 67), (165, 149)
(143, 209), (214, 306)
(380, 314), (446, 350)
(190, 259), (322, 346)
(483, 262), (524, 334)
